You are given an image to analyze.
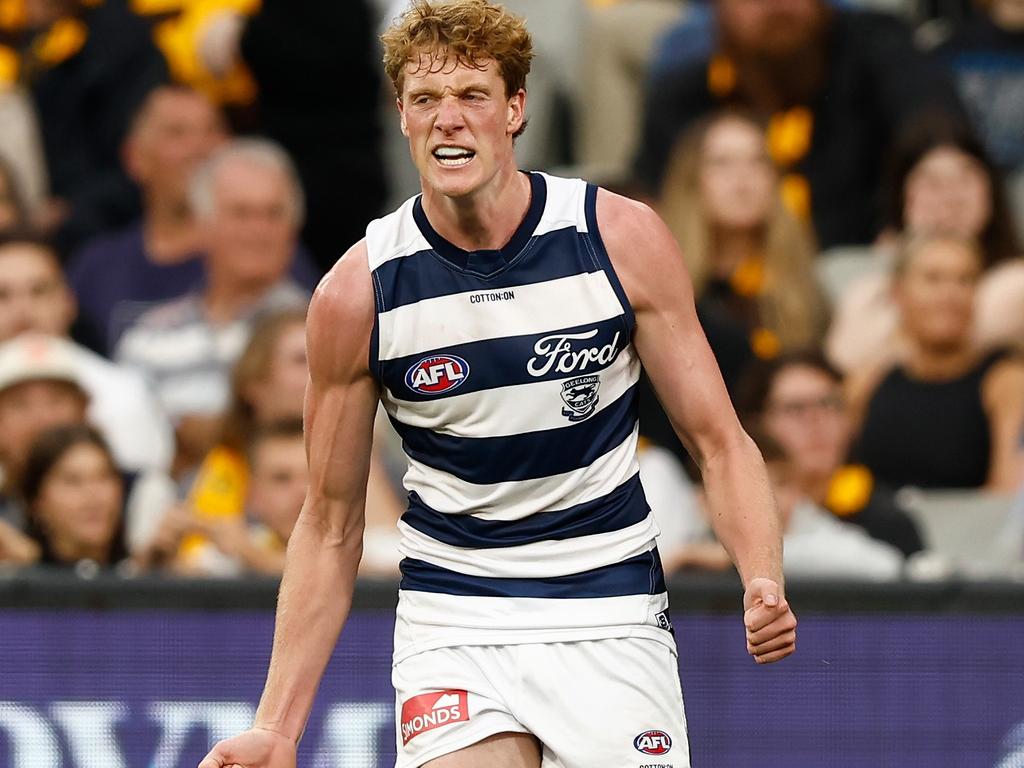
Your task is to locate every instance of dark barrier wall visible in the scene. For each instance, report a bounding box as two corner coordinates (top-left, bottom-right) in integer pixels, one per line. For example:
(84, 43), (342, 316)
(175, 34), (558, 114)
(1, 572), (1022, 768)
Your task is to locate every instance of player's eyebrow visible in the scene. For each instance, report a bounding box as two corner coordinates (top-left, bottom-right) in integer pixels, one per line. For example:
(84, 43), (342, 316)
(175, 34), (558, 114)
(408, 83), (493, 100)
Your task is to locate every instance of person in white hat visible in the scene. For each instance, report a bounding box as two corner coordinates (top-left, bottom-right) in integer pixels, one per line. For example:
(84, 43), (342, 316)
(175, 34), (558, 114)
(0, 332), (91, 564)
(0, 235), (174, 474)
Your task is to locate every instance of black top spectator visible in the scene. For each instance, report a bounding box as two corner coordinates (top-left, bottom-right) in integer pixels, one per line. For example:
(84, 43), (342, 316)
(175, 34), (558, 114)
(850, 234), (1024, 491)
(22, 0), (168, 255)
(239, 0), (386, 274)
(633, 0), (965, 249)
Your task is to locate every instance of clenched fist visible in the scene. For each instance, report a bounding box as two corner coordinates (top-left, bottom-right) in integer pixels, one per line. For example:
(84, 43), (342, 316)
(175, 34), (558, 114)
(743, 577), (797, 664)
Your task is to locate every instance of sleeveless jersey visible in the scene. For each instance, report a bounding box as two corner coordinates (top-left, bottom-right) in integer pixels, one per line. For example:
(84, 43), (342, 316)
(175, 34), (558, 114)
(365, 172), (672, 661)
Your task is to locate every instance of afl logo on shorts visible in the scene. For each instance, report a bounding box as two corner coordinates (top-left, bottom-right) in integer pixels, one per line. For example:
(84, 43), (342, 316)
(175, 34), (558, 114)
(405, 355), (470, 395)
(634, 730), (672, 755)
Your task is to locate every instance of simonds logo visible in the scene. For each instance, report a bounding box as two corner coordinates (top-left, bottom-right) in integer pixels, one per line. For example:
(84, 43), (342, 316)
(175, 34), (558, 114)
(400, 690), (469, 745)
(634, 730), (672, 755)
(405, 354), (470, 395)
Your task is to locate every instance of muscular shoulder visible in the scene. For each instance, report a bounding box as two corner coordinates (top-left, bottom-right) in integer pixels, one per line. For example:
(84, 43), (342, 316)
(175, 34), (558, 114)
(306, 240), (376, 381)
(595, 187), (693, 313)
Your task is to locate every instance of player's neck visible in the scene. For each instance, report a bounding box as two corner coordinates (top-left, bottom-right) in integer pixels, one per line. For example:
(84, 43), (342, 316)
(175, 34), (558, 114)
(420, 166), (531, 252)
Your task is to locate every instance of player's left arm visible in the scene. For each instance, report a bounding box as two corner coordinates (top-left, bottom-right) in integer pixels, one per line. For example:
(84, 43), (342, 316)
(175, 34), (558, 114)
(598, 189), (796, 664)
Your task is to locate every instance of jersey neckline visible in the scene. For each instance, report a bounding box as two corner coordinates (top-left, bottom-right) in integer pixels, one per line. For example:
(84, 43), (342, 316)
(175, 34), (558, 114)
(411, 171), (547, 276)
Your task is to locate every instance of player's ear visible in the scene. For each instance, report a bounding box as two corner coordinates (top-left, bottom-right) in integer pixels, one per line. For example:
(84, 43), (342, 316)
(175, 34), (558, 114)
(506, 88), (526, 136)
(397, 98), (409, 137)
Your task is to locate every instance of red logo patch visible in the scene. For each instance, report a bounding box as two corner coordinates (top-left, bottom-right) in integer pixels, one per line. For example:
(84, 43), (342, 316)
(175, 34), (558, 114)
(634, 730), (672, 755)
(400, 689), (469, 745)
(405, 355), (470, 395)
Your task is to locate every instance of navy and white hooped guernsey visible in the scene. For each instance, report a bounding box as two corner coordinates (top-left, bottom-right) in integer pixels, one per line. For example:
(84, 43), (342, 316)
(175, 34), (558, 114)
(366, 172), (672, 661)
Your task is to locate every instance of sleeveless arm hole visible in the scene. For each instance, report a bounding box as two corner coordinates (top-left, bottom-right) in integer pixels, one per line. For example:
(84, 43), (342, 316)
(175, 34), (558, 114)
(584, 183), (637, 335)
(368, 266), (385, 387)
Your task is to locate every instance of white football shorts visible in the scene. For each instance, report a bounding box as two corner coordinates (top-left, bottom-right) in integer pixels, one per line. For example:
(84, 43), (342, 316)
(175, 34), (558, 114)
(392, 636), (690, 768)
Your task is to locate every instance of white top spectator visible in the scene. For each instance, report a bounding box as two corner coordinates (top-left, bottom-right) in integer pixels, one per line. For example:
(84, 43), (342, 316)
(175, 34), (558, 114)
(116, 282), (308, 420)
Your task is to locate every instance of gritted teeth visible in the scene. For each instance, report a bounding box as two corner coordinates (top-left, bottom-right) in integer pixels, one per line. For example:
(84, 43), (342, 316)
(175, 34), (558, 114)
(433, 146), (475, 159)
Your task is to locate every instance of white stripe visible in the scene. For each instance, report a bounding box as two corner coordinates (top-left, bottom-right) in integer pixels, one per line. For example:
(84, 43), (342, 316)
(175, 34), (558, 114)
(365, 196), (432, 270)
(383, 348), (640, 438)
(378, 271), (624, 361)
(403, 426), (640, 520)
(533, 173), (586, 238)
(397, 513), (659, 579)
(392, 591), (672, 662)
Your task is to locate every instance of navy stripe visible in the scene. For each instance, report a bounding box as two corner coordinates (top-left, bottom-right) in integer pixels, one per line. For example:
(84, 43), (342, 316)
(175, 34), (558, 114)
(381, 316), (628, 401)
(374, 226), (600, 311)
(399, 549), (666, 598)
(584, 184), (636, 332)
(412, 171), (548, 275)
(369, 271), (383, 382)
(393, 384), (638, 484)
(401, 473), (649, 548)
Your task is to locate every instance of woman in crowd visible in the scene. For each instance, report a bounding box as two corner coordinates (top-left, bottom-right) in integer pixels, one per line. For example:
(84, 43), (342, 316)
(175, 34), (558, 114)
(23, 424), (129, 569)
(737, 350), (924, 556)
(849, 234), (1024, 492)
(658, 109), (828, 390)
(828, 117), (1024, 372)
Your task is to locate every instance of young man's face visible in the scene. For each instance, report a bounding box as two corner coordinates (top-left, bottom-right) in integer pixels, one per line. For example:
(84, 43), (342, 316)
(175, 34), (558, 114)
(398, 54), (525, 200)
(248, 435), (308, 541)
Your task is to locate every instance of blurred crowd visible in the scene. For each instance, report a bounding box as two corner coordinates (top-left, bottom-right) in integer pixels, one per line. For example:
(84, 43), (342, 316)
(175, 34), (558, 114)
(0, 0), (1022, 582)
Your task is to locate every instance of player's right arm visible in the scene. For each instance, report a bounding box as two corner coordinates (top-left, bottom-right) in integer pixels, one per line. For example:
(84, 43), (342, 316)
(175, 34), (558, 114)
(199, 242), (379, 768)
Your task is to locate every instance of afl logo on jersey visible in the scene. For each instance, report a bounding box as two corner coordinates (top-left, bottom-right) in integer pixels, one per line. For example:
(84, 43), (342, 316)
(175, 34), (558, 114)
(406, 354), (470, 395)
(634, 730), (672, 755)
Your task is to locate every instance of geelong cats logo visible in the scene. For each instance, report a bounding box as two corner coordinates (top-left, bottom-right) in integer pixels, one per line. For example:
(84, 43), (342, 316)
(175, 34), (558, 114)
(560, 375), (600, 422)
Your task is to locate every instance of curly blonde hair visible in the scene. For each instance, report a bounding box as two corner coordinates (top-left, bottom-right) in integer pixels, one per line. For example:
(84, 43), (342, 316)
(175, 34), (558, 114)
(381, 0), (533, 105)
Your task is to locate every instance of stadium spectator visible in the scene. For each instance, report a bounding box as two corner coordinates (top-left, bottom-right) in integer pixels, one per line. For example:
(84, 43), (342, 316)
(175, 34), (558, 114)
(659, 110), (828, 385)
(646, 431), (905, 580)
(0, 334), (90, 535)
(169, 309), (307, 572)
(0, 516), (39, 565)
(828, 117), (1024, 373)
(736, 350), (924, 556)
(22, 424), (129, 570)
(114, 139), (311, 474)
(763, 435), (904, 581)
(239, 0), (387, 274)
(139, 311), (402, 575)
(633, 0), (965, 249)
(154, 419), (307, 577)
(128, 0), (261, 117)
(17, 0), (169, 254)
(65, 86), (228, 355)
(0, 237), (174, 472)
(636, 437), (732, 575)
(575, 0), (688, 183)
(849, 234), (1024, 492)
(0, 86), (48, 220)
(932, 0), (1024, 174)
